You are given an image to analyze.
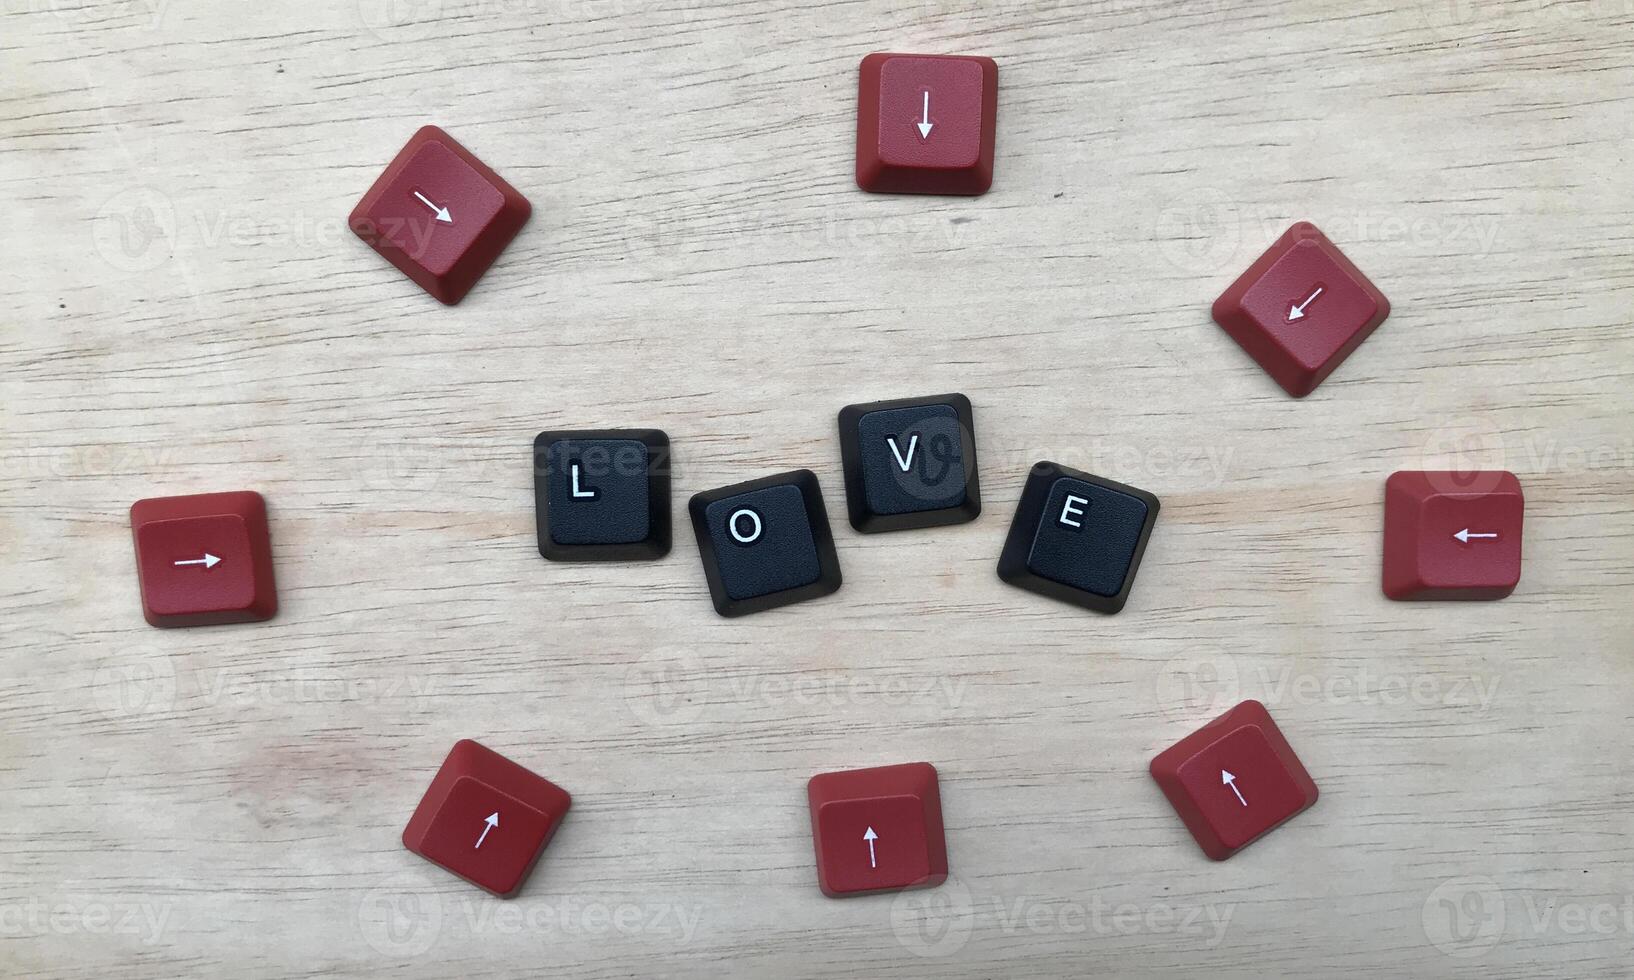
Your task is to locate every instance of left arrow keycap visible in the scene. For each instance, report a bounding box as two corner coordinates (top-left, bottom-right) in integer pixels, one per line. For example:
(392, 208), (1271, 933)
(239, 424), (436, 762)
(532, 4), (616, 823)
(130, 492), (276, 628)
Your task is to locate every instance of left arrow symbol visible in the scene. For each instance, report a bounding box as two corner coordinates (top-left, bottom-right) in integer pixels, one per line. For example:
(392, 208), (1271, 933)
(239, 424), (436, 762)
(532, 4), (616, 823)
(413, 190), (453, 224)
(1287, 285), (1324, 322)
(173, 553), (221, 569)
(475, 812), (499, 849)
(1222, 770), (1248, 807)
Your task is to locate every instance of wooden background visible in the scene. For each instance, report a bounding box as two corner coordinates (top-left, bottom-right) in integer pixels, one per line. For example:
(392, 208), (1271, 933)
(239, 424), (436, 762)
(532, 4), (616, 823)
(3, 0), (1632, 976)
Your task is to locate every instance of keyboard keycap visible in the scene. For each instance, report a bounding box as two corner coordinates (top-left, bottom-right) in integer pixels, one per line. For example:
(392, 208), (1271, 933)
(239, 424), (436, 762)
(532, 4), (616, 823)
(856, 53), (998, 196)
(402, 740), (571, 897)
(350, 125), (530, 305)
(838, 393), (980, 533)
(1212, 222), (1390, 397)
(1151, 700), (1318, 861)
(996, 462), (1159, 614)
(807, 762), (948, 897)
(534, 429), (671, 561)
(129, 491), (277, 628)
(688, 470), (842, 617)
(1384, 470), (1524, 600)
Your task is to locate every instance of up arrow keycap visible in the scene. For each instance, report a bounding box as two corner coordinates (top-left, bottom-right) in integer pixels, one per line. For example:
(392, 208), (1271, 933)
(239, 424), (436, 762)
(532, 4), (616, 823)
(402, 740), (572, 897)
(173, 552), (221, 569)
(475, 812), (498, 849)
(807, 762), (947, 896)
(1151, 701), (1319, 860)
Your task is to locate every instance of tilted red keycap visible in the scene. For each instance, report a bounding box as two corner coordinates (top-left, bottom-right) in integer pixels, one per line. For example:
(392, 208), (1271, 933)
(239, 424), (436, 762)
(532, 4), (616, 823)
(350, 125), (530, 305)
(807, 762), (947, 896)
(129, 491), (277, 628)
(1384, 470), (1524, 600)
(1150, 701), (1318, 861)
(856, 53), (998, 196)
(1212, 221), (1390, 397)
(403, 740), (571, 897)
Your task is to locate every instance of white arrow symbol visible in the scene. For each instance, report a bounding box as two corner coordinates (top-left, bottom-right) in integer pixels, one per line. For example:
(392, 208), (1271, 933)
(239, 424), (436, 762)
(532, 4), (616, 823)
(1454, 528), (1499, 543)
(1286, 285), (1325, 322)
(916, 92), (933, 139)
(173, 553), (221, 569)
(863, 826), (879, 868)
(413, 190), (453, 224)
(475, 812), (498, 849)
(1222, 770), (1247, 807)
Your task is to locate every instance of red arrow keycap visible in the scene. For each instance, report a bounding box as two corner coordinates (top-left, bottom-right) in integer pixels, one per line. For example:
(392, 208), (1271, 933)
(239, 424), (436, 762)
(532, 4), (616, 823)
(129, 491), (277, 628)
(856, 53), (998, 196)
(403, 740), (571, 898)
(350, 125), (531, 305)
(1384, 470), (1524, 600)
(1212, 222), (1390, 397)
(807, 762), (948, 897)
(1150, 701), (1319, 861)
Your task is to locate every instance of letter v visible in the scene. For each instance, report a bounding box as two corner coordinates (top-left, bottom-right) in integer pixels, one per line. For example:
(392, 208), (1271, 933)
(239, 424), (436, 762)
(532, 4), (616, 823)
(886, 434), (919, 473)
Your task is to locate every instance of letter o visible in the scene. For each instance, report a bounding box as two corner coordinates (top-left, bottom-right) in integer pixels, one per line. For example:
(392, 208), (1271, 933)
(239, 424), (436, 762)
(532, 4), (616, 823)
(728, 508), (763, 545)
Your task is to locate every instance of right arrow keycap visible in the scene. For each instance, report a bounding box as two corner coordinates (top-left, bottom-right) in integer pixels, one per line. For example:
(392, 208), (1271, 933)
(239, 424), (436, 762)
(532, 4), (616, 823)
(349, 125), (531, 305)
(129, 490), (278, 628)
(1383, 470), (1524, 600)
(1151, 701), (1319, 861)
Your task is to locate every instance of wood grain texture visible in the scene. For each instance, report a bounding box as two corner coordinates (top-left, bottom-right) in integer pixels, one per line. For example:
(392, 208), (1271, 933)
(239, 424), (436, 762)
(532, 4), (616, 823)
(3, 0), (1633, 976)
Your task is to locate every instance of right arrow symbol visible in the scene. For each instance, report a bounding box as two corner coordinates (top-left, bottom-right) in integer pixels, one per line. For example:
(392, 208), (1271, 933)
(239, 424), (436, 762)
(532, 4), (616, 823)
(1454, 528), (1499, 543)
(863, 826), (879, 868)
(413, 190), (454, 225)
(1287, 285), (1325, 322)
(1222, 770), (1248, 807)
(916, 92), (933, 139)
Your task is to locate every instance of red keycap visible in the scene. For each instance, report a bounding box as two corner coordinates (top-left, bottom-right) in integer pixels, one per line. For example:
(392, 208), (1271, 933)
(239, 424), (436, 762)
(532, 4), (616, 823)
(1212, 222), (1390, 397)
(1383, 470), (1524, 601)
(129, 491), (277, 628)
(1150, 700), (1318, 861)
(402, 740), (571, 898)
(856, 53), (998, 196)
(807, 762), (948, 897)
(350, 125), (530, 305)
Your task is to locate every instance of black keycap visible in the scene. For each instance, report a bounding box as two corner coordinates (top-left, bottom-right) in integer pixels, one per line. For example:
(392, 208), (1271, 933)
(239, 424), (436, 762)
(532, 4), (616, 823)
(837, 393), (981, 533)
(688, 470), (842, 617)
(997, 461), (1159, 614)
(534, 429), (671, 561)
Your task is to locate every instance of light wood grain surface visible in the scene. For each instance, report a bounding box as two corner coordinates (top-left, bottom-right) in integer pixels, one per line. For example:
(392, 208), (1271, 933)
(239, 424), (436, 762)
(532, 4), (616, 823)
(4, 0), (1633, 976)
